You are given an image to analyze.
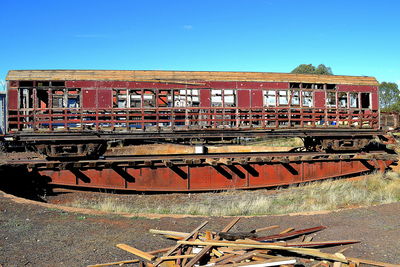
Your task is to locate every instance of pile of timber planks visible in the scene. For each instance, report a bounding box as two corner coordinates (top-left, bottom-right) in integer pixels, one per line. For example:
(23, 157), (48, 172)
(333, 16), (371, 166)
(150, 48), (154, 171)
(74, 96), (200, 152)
(88, 218), (400, 267)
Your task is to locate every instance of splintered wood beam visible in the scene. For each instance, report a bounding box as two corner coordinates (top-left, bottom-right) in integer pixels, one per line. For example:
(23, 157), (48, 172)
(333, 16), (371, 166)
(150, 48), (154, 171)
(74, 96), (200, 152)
(153, 220), (209, 267)
(116, 244), (156, 261)
(183, 217), (241, 267)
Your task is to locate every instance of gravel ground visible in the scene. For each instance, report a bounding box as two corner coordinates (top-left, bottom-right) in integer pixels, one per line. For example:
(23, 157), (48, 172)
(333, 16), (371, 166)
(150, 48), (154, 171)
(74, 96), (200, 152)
(1, 188), (400, 267)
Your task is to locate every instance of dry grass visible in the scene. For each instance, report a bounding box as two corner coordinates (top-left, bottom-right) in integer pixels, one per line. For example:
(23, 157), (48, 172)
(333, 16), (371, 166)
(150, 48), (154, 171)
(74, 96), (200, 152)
(69, 171), (400, 216)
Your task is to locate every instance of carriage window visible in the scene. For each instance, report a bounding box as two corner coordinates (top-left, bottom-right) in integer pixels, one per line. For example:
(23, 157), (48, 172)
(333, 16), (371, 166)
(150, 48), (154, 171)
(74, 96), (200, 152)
(302, 91), (313, 107)
(211, 89), (222, 107)
(175, 89), (199, 107)
(327, 92), (336, 107)
(52, 89), (65, 108)
(113, 89), (127, 108)
(143, 89), (155, 107)
(291, 91), (300, 105)
(349, 93), (358, 108)
(264, 90), (276, 106)
(278, 90), (288, 105)
(224, 89), (235, 107)
(129, 90), (142, 108)
(361, 93), (371, 109)
(338, 92), (347, 108)
(67, 89), (80, 108)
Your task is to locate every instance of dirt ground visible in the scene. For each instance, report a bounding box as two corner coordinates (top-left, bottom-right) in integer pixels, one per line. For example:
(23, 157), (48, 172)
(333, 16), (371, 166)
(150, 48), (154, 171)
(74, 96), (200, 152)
(1, 186), (400, 267)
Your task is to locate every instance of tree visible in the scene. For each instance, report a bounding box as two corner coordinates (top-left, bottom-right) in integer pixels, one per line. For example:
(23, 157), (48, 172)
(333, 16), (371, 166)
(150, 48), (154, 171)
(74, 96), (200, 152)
(315, 64), (333, 75)
(379, 82), (400, 110)
(291, 64), (333, 75)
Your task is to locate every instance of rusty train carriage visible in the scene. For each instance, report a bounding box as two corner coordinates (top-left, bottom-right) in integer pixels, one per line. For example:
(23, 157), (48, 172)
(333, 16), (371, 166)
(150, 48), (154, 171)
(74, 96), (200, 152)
(1, 70), (394, 191)
(6, 70), (379, 134)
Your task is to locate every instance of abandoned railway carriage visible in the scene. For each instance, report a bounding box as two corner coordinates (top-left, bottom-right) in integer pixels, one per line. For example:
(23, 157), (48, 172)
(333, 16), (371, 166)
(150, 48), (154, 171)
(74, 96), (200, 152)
(5, 70), (381, 158)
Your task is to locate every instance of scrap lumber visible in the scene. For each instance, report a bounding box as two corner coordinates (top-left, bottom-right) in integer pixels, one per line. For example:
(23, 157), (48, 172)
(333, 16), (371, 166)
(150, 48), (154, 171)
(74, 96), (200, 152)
(153, 220), (209, 267)
(116, 244), (156, 261)
(89, 219), (400, 267)
(183, 217), (240, 267)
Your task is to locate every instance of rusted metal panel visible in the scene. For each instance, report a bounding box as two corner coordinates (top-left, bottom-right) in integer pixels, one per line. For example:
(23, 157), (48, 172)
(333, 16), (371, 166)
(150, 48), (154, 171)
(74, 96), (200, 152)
(237, 90), (251, 108)
(314, 91), (325, 108)
(189, 165), (248, 190)
(39, 159), (393, 191)
(251, 89), (263, 108)
(82, 89), (97, 109)
(371, 92), (379, 110)
(337, 84), (377, 92)
(200, 89), (211, 107)
(97, 89), (112, 109)
(7, 89), (18, 109)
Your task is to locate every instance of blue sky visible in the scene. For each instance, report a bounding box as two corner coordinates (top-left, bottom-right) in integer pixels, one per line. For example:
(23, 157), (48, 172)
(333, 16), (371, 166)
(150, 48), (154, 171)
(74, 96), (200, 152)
(0, 0), (399, 89)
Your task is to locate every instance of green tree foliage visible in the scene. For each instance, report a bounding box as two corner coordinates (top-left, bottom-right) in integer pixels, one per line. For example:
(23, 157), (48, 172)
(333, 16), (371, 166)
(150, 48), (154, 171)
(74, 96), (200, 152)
(379, 82), (400, 111)
(291, 64), (333, 75)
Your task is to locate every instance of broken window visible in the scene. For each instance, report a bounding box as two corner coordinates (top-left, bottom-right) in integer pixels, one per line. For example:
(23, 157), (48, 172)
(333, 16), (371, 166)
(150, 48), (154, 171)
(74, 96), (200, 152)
(129, 90), (142, 108)
(291, 91), (300, 106)
(338, 92), (347, 108)
(211, 89), (222, 107)
(143, 89), (156, 107)
(223, 89), (235, 107)
(278, 90), (288, 106)
(327, 92), (336, 107)
(349, 93), (359, 108)
(361, 93), (371, 109)
(264, 90), (276, 107)
(175, 89), (200, 107)
(302, 91), (313, 107)
(113, 89), (128, 108)
(19, 88), (33, 109)
(36, 89), (49, 109)
(67, 89), (80, 108)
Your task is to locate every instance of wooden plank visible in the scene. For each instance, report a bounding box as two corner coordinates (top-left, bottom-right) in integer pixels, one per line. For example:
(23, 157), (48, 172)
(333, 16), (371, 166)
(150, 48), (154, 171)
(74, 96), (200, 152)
(254, 225), (279, 233)
(279, 227), (295, 234)
(253, 226), (326, 241)
(153, 220), (208, 267)
(160, 254), (196, 260)
(179, 239), (359, 248)
(177, 240), (348, 263)
(183, 217), (241, 267)
(87, 259), (140, 267)
(217, 258), (297, 267)
(149, 229), (189, 237)
(116, 244), (156, 261)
